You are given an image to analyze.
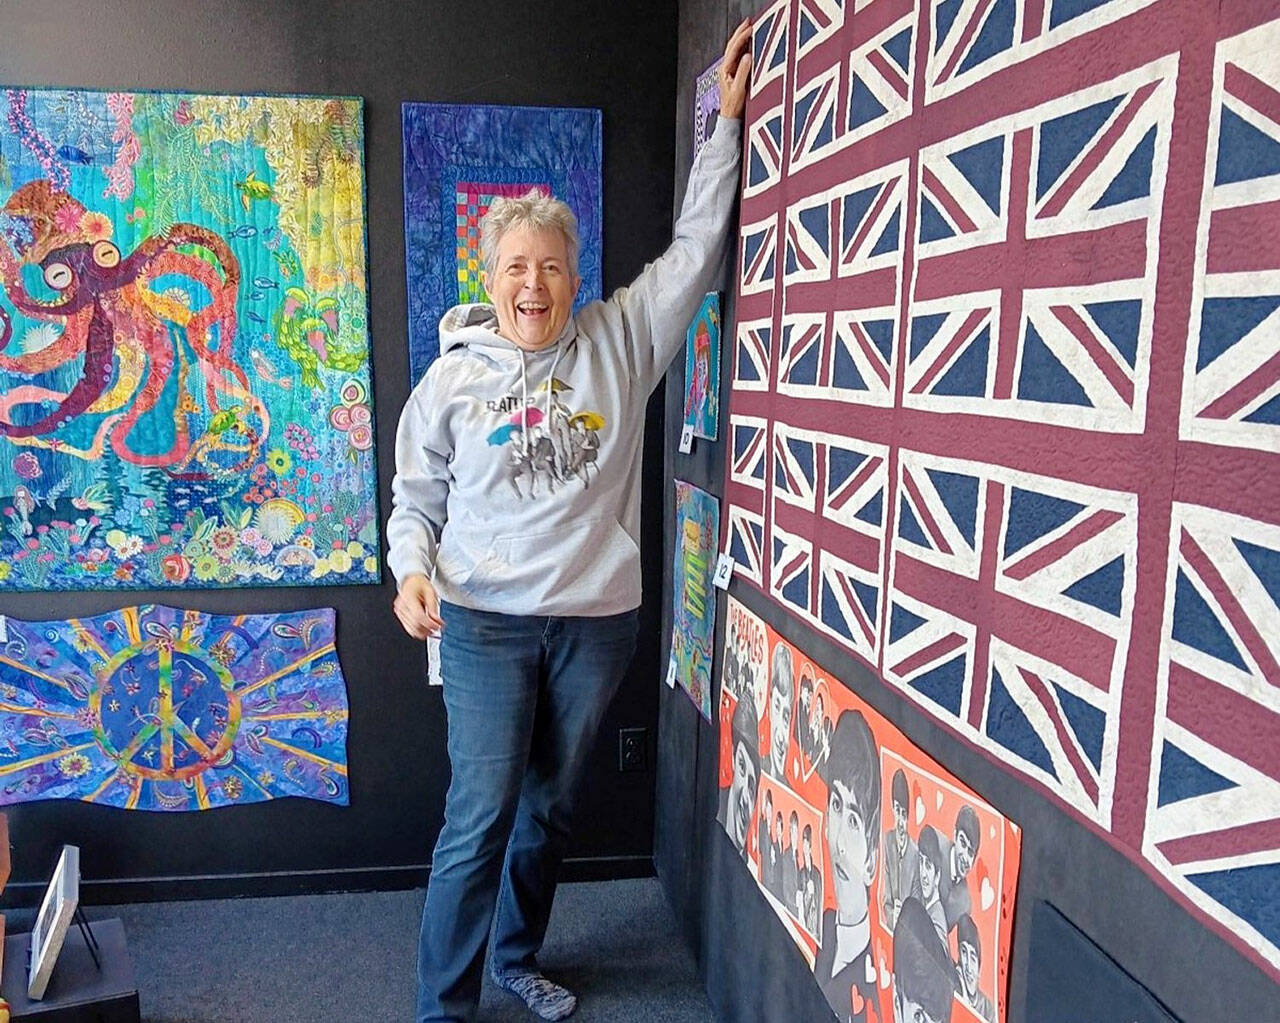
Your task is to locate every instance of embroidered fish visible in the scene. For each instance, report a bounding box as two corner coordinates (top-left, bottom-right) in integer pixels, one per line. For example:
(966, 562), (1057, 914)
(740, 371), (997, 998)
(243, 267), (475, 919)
(57, 145), (93, 165)
(72, 481), (111, 512)
(249, 347), (293, 390)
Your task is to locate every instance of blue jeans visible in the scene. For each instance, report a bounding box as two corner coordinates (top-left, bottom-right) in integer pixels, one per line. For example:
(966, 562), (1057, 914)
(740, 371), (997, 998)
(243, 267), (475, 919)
(415, 601), (639, 1023)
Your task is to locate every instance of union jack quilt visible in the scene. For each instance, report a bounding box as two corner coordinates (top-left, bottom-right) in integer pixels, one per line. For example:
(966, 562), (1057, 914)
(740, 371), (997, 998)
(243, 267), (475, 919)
(723, 0), (1280, 976)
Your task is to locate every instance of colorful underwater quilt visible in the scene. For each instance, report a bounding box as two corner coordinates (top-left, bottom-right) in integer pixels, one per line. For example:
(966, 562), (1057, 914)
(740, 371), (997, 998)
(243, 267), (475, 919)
(0, 604), (348, 810)
(0, 88), (378, 591)
(671, 480), (718, 719)
(402, 103), (603, 379)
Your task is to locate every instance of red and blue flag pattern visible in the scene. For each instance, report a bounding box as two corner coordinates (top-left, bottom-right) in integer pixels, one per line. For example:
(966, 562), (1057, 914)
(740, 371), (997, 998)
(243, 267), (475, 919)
(722, 0), (1280, 976)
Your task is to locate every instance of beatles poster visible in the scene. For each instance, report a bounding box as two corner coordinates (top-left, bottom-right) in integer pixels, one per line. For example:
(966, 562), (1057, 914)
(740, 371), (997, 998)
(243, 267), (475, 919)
(671, 480), (718, 718)
(717, 597), (1021, 1023)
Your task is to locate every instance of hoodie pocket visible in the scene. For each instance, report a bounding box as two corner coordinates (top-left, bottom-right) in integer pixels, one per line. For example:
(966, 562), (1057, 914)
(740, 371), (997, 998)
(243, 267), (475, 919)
(489, 516), (640, 603)
(434, 526), (495, 590)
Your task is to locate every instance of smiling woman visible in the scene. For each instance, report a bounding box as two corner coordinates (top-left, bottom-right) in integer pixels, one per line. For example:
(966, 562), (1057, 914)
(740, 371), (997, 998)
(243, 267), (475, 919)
(387, 19), (753, 1023)
(480, 192), (583, 353)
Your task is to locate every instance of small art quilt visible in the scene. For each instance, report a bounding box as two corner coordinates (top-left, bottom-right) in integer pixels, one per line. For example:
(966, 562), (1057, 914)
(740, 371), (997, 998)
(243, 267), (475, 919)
(695, 58), (722, 159)
(0, 604), (349, 810)
(671, 481), (718, 718)
(684, 292), (721, 440)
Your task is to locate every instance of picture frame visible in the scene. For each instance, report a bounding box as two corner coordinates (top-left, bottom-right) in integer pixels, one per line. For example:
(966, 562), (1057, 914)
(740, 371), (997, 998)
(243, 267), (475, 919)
(27, 844), (79, 1001)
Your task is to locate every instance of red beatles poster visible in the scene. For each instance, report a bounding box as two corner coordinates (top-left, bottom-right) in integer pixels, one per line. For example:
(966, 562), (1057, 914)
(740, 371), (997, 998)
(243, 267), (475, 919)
(718, 597), (1021, 1023)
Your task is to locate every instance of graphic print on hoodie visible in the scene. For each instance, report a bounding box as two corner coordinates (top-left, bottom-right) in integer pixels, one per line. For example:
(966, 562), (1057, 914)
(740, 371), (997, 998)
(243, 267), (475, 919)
(484, 375), (605, 500)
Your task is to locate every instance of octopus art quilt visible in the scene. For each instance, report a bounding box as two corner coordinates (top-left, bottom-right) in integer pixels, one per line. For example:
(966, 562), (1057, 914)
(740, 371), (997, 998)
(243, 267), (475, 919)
(0, 88), (378, 591)
(717, 597), (1021, 1023)
(0, 604), (349, 810)
(402, 103), (603, 379)
(671, 480), (719, 718)
(722, 0), (1280, 977)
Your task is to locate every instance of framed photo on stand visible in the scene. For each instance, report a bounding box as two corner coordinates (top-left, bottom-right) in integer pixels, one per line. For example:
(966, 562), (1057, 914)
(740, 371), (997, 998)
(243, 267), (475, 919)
(27, 845), (79, 1001)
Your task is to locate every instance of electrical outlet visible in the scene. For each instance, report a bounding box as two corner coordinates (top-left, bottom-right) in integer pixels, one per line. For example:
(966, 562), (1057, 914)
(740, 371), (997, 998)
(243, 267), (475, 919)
(618, 727), (647, 772)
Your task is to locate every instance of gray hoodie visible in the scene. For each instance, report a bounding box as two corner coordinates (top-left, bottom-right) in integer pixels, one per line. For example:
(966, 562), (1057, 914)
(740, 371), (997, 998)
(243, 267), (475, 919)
(387, 117), (741, 616)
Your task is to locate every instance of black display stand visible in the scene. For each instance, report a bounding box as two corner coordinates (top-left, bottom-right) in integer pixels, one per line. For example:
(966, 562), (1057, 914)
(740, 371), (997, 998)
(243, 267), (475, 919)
(0, 917), (139, 1022)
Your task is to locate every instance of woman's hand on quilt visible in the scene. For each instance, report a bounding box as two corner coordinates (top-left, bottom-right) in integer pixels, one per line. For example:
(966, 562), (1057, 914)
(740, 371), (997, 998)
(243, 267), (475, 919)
(719, 18), (753, 120)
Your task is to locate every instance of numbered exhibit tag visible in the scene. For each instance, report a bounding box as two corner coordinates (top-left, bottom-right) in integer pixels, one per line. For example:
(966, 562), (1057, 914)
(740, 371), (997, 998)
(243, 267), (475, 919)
(678, 423), (695, 453)
(713, 552), (735, 590)
(665, 656), (678, 688)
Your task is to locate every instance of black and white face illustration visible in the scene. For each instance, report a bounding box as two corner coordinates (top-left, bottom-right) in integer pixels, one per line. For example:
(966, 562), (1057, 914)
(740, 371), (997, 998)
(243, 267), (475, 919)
(826, 777), (873, 924)
(919, 848), (940, 904)
(959, 938), (980, 998)
(768, 645), (794, 776)
(727, 738), (758, 852)
(955, 825), (975, 879)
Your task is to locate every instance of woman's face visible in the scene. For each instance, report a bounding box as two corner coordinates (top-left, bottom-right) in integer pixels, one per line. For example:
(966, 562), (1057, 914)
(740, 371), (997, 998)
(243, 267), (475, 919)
(485, 225), (580, 351)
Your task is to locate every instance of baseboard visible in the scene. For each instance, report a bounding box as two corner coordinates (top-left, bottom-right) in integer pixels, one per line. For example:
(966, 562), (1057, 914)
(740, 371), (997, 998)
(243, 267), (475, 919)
(1, 855), (655, 907)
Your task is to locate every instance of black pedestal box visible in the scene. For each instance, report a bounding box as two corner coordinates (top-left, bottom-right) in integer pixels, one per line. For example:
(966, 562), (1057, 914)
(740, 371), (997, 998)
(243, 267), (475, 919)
(0, 917), (140, 1022)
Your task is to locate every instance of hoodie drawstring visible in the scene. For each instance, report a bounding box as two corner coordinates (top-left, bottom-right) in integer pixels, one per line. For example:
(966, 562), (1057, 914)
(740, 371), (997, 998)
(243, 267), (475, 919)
(544, 345), (564, 432)
(517, 345), (564, 458)
(519, 349), (530, 456)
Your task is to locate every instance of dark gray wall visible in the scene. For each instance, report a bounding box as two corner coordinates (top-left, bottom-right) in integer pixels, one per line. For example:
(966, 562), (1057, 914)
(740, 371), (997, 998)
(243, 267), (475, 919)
(656, 2), (1279, 1022)
(0, 0), (677, 902)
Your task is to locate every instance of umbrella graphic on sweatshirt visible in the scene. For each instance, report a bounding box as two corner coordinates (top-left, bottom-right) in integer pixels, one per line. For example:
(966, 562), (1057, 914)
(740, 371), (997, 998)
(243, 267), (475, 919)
(535, 378), (573, 395)
(569, 411), (605, 431)
(487, 406), (546, 445)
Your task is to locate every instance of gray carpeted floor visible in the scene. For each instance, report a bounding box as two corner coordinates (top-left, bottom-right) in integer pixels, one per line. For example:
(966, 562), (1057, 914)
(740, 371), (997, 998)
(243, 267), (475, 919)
(93, 877), (711, 1023)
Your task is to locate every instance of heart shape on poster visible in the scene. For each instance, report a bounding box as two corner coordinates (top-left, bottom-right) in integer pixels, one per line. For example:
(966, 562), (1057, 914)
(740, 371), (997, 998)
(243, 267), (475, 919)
(850, 985), (865, 1014)
(865, 954), (877, 985)
(935, 790), (945, 811)
(981, 877), (995, 912)
(915, 796), (925, 826)
(879, 956), (891, 990)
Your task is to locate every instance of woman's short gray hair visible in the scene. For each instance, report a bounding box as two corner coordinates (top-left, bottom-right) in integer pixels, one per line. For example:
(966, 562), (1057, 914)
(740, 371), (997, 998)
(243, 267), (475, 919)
(480, 189), (580, 281)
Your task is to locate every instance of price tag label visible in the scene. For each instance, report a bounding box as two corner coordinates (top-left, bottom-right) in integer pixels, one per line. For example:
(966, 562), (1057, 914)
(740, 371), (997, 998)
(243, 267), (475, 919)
(713, 553), (735, 590)
(678, 424), (695, 453)
(427, 635), (442, 687)
(665, 657), (678, 689)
